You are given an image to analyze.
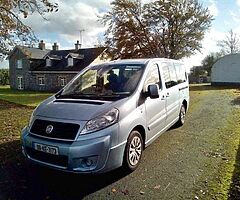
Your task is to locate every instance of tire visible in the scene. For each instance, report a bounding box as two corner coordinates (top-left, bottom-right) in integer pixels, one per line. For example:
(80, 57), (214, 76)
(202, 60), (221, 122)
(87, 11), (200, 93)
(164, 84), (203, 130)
(123, 130), (143, 172)
(177, 104), (186, 126)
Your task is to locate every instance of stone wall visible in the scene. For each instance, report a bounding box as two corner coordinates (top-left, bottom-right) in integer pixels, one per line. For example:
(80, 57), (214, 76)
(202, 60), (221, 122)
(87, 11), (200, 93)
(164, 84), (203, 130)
(27, 72), (78, 92)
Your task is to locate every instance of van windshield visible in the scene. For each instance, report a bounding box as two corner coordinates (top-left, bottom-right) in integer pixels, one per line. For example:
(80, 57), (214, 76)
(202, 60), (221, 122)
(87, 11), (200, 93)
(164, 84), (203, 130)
(57, 64), (145, 100)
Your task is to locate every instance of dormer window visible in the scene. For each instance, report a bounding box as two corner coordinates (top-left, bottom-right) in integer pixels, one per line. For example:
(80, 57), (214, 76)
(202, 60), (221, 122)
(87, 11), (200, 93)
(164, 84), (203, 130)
(46, 58), (51, 67)
(68, 57), (73, 67)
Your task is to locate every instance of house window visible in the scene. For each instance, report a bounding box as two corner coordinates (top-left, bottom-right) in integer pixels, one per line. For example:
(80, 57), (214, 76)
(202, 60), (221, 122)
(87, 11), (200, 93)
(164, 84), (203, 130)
(38, 76), (45, 85)
(60, 77), (67, 86)
(68, 57), (73, 66)
(17, 76), (23, 90)
(46, 58), (51, 67)
(17, 59), (22, 69)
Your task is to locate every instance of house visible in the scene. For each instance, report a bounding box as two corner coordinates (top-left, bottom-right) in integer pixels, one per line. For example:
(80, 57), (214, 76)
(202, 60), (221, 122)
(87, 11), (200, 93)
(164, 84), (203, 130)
(211, 54), (240, 86)
(8, 40), (106, 91)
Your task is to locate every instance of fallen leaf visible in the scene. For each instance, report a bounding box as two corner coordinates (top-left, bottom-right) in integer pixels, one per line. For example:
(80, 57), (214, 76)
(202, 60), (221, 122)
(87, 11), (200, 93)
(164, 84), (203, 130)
(154, 185), (160, 189)
(111, 188), (117, 193)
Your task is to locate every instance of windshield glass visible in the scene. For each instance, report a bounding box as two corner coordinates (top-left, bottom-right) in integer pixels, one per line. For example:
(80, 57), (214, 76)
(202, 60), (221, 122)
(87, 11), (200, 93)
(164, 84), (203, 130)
(57, 64), (145, 100)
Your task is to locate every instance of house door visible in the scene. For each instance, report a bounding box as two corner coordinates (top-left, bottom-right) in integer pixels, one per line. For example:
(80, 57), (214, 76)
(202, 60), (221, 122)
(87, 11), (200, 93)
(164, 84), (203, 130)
(17, 76), (23, 90)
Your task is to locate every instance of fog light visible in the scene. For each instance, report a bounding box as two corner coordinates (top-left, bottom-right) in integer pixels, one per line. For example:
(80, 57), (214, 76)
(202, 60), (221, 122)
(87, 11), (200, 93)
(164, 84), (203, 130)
(78, 156), (98, 171)
(81, 158), (93, 167)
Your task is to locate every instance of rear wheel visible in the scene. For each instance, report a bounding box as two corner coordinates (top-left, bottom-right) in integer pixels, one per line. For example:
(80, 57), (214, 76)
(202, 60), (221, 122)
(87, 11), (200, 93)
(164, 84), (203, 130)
(177, 104), (186, 126)
(123, 130), (143, 172)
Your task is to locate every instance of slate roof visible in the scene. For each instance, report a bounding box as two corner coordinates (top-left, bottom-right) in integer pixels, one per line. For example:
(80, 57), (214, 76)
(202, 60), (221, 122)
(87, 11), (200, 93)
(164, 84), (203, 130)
(13, 46), (106, 71)
(17, 46), (50, 59)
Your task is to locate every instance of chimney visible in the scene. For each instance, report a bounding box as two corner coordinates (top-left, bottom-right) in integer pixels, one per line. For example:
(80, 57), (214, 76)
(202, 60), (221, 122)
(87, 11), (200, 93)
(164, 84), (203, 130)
(38, 40), (45, 50)
(52, 42), (59, 51)
(75, 40), (81, 50)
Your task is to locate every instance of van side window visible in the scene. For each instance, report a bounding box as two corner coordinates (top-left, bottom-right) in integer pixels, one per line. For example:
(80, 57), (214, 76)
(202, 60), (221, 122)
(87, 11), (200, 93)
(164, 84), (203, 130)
(162, 64), (171, 88)
(144, 64), (161, 89)
(162, 62), (178, 88)
(168, 64), (178, 86)
(175, 63), (187, 83)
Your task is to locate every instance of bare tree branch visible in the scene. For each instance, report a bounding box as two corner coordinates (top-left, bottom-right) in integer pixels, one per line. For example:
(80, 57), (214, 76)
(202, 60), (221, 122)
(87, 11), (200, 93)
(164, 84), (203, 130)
(0, 0), (58, 60)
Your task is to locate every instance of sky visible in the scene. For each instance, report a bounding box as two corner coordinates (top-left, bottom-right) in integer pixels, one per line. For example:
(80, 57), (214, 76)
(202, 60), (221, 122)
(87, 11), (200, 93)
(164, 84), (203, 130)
(1, 0), (240, 69)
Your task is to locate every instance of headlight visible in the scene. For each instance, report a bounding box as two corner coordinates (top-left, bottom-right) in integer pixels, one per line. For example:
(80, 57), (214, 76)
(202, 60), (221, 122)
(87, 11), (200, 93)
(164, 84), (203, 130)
(81, 108), (119, 134)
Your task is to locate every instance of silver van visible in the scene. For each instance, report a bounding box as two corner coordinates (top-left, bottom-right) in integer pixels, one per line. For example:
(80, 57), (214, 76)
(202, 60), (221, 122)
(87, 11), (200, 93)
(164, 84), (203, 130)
(21, 58), (189, 173)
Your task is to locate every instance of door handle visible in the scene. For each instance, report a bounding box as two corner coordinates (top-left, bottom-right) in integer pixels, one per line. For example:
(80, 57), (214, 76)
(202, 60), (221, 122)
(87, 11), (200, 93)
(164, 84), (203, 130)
(166, 93), (170, 97)
(161, 95), (165, 100)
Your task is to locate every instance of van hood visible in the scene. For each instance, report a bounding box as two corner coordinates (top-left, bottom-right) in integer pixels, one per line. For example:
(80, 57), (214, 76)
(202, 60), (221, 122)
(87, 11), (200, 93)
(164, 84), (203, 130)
(36, 98), (112, 121)
(35, 97), (126, 121)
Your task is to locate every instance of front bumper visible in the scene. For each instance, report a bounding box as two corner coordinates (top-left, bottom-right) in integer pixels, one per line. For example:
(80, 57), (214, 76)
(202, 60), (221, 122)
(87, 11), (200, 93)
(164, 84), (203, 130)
(21, 125), (126, 173)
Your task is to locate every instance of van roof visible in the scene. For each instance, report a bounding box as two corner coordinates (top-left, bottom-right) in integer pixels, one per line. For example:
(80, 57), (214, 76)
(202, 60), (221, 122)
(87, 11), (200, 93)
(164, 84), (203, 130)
(104, 58), (182, 65)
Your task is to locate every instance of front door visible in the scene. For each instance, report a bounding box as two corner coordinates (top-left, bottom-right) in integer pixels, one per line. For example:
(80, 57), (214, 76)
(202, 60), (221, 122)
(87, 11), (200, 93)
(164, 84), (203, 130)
(17, 76), (23, 90)
(144, 63), (167, 141)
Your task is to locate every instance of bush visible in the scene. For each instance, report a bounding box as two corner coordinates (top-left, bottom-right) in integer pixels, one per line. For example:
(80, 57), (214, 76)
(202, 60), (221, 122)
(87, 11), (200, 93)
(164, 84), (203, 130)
(0, 69), (9, 85)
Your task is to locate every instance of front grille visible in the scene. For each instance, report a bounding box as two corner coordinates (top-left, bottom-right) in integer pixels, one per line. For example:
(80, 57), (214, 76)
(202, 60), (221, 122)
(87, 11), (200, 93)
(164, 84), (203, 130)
(26, 147), (68, 168)
(30, 119), (80, 140)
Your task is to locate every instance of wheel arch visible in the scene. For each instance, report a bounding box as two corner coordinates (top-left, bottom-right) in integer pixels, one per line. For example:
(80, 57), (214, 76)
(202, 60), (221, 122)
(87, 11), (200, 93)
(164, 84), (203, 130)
(131, 125), (146, 149)
(182, 99), (187, 110)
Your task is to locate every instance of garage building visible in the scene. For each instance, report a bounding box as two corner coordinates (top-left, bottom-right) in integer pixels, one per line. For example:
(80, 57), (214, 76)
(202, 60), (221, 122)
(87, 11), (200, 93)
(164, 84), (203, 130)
(211, 54), (240, 86)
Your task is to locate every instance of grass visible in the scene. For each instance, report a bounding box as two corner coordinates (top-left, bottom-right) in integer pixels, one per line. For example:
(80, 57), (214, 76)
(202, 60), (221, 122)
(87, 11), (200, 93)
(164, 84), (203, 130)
(0, 85), (53, 107)
(190, 87), (240, 200)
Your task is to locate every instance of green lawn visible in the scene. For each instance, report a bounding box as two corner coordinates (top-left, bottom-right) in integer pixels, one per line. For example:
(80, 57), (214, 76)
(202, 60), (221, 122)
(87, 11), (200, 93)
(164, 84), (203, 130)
(0, 85), (53, 107)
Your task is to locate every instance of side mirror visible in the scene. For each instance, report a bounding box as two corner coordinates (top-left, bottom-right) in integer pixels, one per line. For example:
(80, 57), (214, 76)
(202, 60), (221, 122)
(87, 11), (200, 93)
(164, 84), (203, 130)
(147, 84), (159, 99)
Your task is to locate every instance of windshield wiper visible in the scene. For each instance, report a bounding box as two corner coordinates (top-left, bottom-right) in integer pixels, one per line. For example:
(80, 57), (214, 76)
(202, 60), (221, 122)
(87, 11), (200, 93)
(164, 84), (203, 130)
(56, 93), (95, 99)
(56, 92), (130, 100)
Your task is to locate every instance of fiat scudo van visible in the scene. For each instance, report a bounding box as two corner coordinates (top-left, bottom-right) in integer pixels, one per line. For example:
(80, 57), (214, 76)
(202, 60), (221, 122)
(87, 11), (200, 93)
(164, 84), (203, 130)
(21, 58), (189, 173)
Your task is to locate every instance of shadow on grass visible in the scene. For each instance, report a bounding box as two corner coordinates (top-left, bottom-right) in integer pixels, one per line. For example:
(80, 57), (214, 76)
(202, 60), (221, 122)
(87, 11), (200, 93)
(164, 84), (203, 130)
(0, 140), (129, 200)
(0, 99), (32, 111)
(231, 96), (240, 106)
(228, 141), (240, 200)
(190, 84), (240, 92)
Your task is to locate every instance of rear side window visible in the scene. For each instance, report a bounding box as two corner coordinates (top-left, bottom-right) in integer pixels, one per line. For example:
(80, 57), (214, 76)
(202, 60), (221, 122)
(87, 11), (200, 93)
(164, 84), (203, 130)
(162, 63), (172, 88)
(174, 63), (187, 83)
(168, 63), (178, 86)
(162, 63), (178, 88)
(144, 64), (161, 89)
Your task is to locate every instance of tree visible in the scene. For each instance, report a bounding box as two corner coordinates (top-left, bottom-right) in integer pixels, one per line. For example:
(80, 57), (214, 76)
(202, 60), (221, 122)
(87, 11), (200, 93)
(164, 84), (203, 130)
(217, 29), (240, 55)
(201, 52), (221, 76)
(0, 0), (58, 60)
(102, 0), (212, 60)
(190, 66), (207, 77)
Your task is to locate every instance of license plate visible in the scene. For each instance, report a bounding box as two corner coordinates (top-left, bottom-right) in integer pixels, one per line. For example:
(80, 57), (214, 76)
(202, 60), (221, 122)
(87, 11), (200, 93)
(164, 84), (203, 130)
(34, 143), (59, 155)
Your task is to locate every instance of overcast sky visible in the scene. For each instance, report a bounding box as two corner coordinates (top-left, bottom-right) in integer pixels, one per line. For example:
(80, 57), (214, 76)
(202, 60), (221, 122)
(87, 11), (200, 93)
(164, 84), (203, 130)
(1, 0), (240, 69)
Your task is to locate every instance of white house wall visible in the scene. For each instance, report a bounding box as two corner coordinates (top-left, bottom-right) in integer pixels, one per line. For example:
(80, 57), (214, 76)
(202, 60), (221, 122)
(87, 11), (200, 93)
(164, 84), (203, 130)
(211, 54), (240, 84)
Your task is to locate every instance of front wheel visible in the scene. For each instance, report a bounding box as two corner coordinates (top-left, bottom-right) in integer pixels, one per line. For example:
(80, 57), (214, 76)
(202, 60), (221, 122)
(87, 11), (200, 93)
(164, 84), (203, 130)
(123, 130), (143, 172)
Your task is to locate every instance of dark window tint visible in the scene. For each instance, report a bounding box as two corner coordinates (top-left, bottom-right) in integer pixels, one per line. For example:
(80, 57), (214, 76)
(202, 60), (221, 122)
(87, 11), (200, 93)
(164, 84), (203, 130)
(175, 63), (186, 83)
(162, 63), (171, 88)
(144, 64), (161, 89)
